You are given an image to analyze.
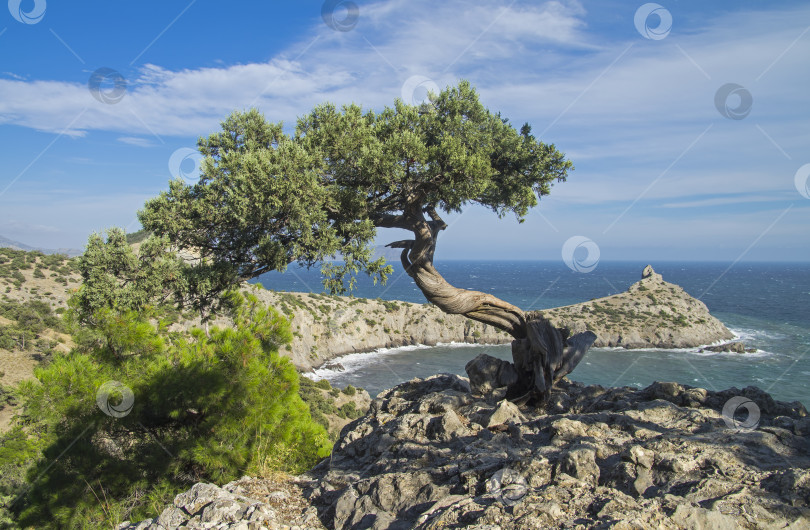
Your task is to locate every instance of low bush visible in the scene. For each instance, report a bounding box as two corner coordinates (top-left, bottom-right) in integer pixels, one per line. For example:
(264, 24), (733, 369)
(8, 292), (330, 528)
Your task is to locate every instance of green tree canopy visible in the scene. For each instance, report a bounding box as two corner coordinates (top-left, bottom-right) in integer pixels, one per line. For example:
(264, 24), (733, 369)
(139, 80), (594, 403)
(139, 81), (569, 299)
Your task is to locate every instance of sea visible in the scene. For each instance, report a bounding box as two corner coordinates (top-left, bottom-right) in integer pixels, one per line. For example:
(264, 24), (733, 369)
(252, 261), (810, 406)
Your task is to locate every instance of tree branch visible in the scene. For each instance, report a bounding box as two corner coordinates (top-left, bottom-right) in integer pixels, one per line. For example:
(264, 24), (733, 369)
(384, 205), (528, 338)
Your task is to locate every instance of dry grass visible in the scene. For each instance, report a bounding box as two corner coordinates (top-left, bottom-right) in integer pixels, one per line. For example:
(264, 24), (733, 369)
(0, 253), (81, 432)
(0, 261), (80, 308)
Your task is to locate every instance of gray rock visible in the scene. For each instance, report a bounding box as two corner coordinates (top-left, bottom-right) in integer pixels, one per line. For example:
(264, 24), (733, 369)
(304, 376), (810, 529)
(701, 341), (757, 354)
(671, 504), (738, 529)
(427, 410), (470, 441)
(200, 498), (246, 523)
(464, 354), (518, 395)
(485, 399), (526, 428)
(559, 446), (600, 485)
(129, 375), (810, 530)
(157, 505), (187, 528)
(641, 264), (661, 281)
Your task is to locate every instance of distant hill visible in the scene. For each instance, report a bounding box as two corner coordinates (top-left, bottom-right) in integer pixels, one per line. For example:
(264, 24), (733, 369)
(372, 245), (405, 262)
(0, 235), (82, 257)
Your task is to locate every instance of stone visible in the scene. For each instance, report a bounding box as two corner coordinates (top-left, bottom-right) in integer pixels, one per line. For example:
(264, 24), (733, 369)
(550, 417), (589, 440)
(464, 354), (518, 395)
(632, 468), (654, 496)
(701, 341), (756, 354)
(641, 264), (659, 280)
(671, 504), (738, 530)
(628, 445), (654, 469)
(559, 446), (600, 485)
(200, 498), (245, 523)
(486, 399), (526, 428)
(156, 505), (187, 528)
(126, 376), (810, 530)
(427, 410), (469, 441)
(174, 482), (229, 515)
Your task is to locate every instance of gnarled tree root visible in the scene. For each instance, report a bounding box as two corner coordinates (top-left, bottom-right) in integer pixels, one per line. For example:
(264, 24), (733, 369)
(506, 315), (597, 404)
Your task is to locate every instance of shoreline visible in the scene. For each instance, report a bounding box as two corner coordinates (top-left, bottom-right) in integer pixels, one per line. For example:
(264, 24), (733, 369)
(227, 265), (737, 372)
(303, 329), (770, 383)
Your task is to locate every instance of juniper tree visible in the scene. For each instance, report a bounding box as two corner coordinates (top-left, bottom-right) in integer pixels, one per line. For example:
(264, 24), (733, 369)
(139, 81), (596, 403)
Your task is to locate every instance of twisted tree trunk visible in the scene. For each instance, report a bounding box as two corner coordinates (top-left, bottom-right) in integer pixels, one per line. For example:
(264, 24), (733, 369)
(381, 205), (596, 404)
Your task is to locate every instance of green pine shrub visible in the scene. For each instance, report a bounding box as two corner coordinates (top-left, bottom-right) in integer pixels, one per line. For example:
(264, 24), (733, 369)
(9, 292), (330, 528)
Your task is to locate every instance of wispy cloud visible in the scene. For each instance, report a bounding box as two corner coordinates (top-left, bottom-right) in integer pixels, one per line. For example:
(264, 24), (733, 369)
(660, 193), (794, 209)
(117, 136), (157, 148)
(1, 0), (808, 253)
(0, 0), (595, 137)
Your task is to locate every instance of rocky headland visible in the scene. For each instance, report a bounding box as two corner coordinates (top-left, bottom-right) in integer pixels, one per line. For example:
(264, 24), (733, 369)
(123, 373), (809, 529)
(542, 265), (735, 350)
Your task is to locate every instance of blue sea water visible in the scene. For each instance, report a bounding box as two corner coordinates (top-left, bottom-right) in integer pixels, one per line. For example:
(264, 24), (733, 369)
(252, 261), (810, 406)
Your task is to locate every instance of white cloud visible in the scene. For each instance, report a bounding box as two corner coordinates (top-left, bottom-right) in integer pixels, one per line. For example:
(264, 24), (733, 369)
(1, 0), (809, 252)
(0, 0), (594, 137)
(117, 136), (156, 147)
(660, 194), (794, 209)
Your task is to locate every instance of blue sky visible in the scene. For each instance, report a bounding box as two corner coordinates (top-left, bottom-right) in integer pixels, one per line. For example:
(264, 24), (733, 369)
(0, 0), (808, 262)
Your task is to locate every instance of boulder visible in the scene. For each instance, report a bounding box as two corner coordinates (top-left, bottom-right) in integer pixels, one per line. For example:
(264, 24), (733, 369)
(701, 341), (757, 354)
(641, 264), (662, 281)
(464, 353), (518, 395)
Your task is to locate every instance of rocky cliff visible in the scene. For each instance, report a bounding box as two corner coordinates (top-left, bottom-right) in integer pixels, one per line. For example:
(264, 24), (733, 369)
(222, 290), (513, 372)
(123, 374), (809, 529)
(219, 265), (734, 372)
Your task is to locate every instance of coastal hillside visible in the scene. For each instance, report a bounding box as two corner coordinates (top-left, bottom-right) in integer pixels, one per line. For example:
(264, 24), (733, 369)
(122, 375), (810, 529)
(225, 289), (513, 372)
(0, 248), (78, 430)
(222, 265), (734, 372)
(0, 247), (736, 384)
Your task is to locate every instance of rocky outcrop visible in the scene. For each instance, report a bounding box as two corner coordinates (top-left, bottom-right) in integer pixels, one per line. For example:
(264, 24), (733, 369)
(119, 478), (325, 529)
(135, 374), (809, 529)
(701, 341), (758, 354)
(300, 375), (808, 529)
(543, 265), (734, 349)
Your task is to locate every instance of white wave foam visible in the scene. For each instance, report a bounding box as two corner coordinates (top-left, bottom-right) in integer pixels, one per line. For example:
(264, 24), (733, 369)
(729, 327), (784, 341)
(306, 340), (507, 381)
(306, 344), (436, 380)
(435, 341), (503, 349)
(685, 348), (774, 359)
(593, 343), (776, 358)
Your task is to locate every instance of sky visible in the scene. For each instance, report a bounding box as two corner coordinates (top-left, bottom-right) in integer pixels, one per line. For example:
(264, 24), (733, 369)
(0, 0), (808, 263)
